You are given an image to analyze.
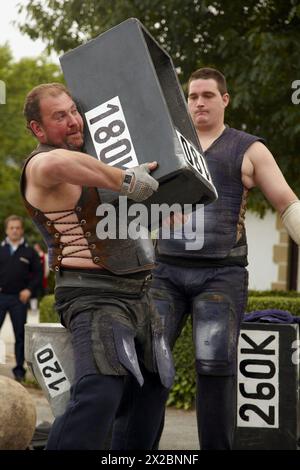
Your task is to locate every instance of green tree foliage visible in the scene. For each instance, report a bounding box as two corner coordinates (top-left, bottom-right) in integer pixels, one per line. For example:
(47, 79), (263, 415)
(0, 44), (62, 239)
(18, 0), (300, 212)
(0, 44), (62, 167)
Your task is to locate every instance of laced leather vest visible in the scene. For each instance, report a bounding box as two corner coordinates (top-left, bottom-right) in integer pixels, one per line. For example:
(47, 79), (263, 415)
(20, 144), (155, 275)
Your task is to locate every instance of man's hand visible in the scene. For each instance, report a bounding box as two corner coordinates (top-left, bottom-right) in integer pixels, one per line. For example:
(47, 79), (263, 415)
(19, 289), (31, 304)
(120, 162), (159, 202)
(162, 212), (190, 229)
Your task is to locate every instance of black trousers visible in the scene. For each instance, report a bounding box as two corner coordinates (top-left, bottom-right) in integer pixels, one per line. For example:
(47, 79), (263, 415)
(151, 263), (249, 450)
(0, 293), (27, 378)
(46, 309), (169, 450)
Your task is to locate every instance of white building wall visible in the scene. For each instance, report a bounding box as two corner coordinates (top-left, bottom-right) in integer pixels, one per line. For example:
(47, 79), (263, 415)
(245, 210), (278, 290)
(298, 252), (300, 291)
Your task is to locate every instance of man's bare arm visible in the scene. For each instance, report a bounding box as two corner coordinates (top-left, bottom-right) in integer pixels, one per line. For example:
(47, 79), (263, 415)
(26, 149), (158, 202)
(245, 141), (297, 213)
(26, 149), (125, 191)
(244, 141), (300, 244)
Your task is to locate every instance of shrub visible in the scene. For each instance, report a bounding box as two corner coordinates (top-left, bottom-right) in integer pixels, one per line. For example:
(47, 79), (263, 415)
(246, 296), (300, 316)
(39, 294), (59, 323)
(248, 290), (300, 298)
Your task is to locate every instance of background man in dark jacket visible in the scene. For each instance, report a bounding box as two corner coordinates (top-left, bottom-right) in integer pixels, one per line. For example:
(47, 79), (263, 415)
(0, 215), (42, 381)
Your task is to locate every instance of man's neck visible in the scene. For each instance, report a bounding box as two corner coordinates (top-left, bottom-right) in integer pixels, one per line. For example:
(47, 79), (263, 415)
(197, 123), (226, 152)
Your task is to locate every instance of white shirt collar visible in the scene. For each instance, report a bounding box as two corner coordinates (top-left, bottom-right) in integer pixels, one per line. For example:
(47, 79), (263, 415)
(6, 237), (24, 252)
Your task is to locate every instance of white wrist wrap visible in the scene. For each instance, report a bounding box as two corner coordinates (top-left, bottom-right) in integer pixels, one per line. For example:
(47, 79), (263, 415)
(281, 200), (300, 245)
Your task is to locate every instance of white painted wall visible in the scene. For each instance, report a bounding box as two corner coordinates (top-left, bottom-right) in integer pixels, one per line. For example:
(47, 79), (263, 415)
(245, 210), (279, 290)
(298, 252), (300, 291)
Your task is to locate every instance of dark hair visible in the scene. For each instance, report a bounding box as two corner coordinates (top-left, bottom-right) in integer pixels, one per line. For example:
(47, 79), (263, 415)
(5, 215), (24, 229)
(23, 83), (72, 130)
(188, 67), (227, 95)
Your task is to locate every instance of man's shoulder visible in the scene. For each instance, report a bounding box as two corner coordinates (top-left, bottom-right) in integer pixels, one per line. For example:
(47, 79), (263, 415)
(226, 127), (259, 139)
(0, 240), (8, 250)
(24, 144), (58, 170)
(23, 144), (58, 178)
(28, 143), (58, 159)
(0, 241), (10, 260)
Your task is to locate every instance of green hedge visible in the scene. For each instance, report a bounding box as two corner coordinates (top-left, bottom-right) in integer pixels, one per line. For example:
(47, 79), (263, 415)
(246, 296), (300, 316)
(38, 291), (300, 410)
(39, 294), (58, 323)
(248, 290), (300, 298)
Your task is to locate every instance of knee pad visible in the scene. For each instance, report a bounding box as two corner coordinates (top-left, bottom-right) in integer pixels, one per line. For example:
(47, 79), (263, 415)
(193, 293), (238, 376)
(91, 313), (144, 386)
(152, 326), (175, 390)
(150, 287), (172, 326)
(92, 311), (174, 389)
(113, 321), (144, 386)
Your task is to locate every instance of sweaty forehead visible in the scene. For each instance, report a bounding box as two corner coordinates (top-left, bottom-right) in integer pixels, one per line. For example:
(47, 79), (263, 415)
(188, 78), (219, 95)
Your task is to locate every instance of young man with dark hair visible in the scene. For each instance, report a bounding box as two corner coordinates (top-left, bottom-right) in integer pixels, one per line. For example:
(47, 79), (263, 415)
(152, 67), (300, 449)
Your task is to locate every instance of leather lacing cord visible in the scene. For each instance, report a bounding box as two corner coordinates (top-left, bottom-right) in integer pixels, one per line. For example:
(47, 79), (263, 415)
(44, 209), (95, 266)
(236, 188), (248, 242)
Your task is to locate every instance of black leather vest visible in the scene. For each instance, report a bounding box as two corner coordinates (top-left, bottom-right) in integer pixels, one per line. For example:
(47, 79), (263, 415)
(20, 144), (155, 274)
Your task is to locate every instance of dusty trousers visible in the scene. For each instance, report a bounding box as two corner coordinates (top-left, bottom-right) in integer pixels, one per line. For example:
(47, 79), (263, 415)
(151, 263), (248, 449)
(46, 277), (173, 450)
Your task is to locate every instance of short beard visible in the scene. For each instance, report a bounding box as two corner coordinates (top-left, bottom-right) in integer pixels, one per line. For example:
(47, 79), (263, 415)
(44, 137), (83, 151)
(65, 133), (84, 151)
(65, 141), (83, 151)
